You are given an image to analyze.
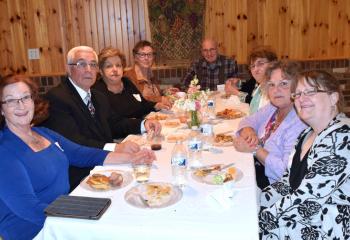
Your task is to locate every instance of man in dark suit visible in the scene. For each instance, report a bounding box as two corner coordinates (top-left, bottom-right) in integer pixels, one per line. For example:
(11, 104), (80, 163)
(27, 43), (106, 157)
(43, 46), (161, 190)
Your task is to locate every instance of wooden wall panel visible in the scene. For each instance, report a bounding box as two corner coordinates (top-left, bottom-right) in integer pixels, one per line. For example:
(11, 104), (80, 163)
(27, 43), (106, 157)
(7, 0), (27, 73)
(113, 0), (124, 51)
(1, 0), (349, 76)
(205, 0), (350, 63)
(108, 0), (117, 48)
(0, 0), (150, 76)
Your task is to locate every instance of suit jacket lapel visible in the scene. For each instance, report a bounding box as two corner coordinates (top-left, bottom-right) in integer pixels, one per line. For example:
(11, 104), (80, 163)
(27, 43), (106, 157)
(63, 78), (109, 140)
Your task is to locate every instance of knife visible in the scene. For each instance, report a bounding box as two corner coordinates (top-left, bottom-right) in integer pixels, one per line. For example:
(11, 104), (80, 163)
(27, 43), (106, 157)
(220, 162), (235, 171)
(191, 162), (235, 173)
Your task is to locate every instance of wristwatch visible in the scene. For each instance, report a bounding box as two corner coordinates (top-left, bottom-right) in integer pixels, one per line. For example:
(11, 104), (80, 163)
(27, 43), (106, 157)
(253, 140), (263, 157)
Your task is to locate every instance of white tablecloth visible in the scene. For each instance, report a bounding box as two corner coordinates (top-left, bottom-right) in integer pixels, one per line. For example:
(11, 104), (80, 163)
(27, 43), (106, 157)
(35, 97), (259, 240)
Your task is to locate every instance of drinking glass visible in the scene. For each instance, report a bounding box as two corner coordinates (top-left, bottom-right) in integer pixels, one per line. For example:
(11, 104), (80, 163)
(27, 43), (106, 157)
(132, 161), (151, 183)
(150, 135), (162, 151)
(238, 92), (248, 103)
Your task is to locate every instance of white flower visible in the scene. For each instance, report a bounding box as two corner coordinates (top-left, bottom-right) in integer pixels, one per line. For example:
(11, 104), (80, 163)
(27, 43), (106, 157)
(173, 75), (210, 112)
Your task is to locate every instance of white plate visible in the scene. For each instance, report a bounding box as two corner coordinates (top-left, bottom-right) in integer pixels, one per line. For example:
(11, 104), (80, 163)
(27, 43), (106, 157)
(124, 182), (182, 208)
(212, 141), (234, 147)
(213, 133), (235, 147)
(216, 109), (245, 119)
(122, 134), (147, 146)
(208, 119), (222, 125)
(159, 109), (174, 114)
(80, 169), (133, 191)
(145, 112), (169, 121)
(192, 167), (243, 185)
(166, 134), (188, 143)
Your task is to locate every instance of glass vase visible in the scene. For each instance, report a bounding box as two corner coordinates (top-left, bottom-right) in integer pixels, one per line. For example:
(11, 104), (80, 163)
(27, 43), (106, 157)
(189, 110), (200, 128)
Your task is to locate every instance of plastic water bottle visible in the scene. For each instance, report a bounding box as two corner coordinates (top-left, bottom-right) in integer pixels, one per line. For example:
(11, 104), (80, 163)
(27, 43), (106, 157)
(200, 123), (214, 150)
(207, 96), (216, 119)
(171, 141), (188, 187)
(187, 127), (203, 167)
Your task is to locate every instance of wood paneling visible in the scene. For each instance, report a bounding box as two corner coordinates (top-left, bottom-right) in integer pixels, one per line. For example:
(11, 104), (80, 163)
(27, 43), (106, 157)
(0, 0), (149, 76)
(1, 0), (349, 76)
(205, 0), (350, 63)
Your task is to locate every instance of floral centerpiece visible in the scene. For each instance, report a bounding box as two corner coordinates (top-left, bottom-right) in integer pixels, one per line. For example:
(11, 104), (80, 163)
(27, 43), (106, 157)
(174, 76), (209, 127)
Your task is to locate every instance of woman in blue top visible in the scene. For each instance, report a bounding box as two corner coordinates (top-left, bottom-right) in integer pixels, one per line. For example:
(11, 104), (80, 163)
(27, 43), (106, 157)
(0, 75), (156, 240)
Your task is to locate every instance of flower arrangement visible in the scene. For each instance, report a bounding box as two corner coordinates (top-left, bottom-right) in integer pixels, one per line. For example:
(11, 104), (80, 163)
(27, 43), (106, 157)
(174, 76), (209, 127)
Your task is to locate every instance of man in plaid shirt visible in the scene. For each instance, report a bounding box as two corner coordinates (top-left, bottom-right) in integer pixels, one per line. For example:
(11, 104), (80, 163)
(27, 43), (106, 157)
(182, 39), (238, 90)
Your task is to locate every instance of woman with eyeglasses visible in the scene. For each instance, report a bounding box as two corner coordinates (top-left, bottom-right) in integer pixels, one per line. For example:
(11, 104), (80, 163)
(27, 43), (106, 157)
(124, 40), (174, 108)
(234, 61), (307, 189)
(225, 46), (277, 111)
(0, 75), (156, 240)
(93, 47), (169, 119)
(259, 70), (350, 239)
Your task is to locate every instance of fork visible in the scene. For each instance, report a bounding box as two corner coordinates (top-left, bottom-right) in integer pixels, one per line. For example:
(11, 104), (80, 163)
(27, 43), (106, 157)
(137, 193), (150, 208)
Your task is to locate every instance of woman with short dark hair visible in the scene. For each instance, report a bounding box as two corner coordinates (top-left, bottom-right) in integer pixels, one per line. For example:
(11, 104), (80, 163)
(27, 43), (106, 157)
(94, 47), (169, 119)
(124, 40), (173, 107)
(226, 46), (278, 110)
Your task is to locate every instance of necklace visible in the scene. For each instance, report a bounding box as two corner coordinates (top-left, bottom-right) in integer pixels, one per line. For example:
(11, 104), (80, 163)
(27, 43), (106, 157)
(272, 107), (292, 131)
(24, 132), (47, 150)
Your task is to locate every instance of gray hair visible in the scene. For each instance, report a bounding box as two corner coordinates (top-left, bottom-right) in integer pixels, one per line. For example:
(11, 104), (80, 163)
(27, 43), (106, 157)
(66, 46), (98, 64)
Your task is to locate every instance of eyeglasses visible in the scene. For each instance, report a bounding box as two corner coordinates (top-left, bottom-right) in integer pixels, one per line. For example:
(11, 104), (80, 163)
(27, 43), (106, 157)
(266, 80), (290, 89)
(291, 87), (330, 100)
(202, 48), (217, 53)
(1, 94), (33, 107)
(68, 61), (98, 70)
(136, 53), (155, 59)
(249, 61), (269, 70)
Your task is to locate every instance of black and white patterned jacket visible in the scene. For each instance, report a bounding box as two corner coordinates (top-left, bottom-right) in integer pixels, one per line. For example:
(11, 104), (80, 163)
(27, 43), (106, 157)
(259, 113), (350, 240)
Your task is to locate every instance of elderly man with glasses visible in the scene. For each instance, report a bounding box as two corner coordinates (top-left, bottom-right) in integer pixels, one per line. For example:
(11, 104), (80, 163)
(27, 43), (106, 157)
(182, 38), (238, 91)
(42, 46), (161, 191)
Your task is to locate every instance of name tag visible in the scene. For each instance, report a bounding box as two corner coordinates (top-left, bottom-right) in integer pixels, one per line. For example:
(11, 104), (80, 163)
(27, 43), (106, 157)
(133, 94), (142, 102)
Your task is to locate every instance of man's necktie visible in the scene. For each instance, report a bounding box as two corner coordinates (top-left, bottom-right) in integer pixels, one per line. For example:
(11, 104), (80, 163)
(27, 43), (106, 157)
(85, 93), (95, 116)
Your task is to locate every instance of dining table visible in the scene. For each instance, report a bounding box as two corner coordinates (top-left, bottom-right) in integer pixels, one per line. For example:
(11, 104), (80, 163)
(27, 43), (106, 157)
(35, 93), (260, 240)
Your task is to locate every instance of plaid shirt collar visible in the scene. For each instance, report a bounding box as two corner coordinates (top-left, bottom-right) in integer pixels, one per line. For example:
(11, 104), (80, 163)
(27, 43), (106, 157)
(200, 55), (224, 69)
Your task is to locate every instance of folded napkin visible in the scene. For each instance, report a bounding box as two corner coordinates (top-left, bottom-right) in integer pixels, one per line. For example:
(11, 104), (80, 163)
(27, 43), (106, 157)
(207, 182), (237, 210)
(227, 95), (241, 105)
(188, 160), (202, 168)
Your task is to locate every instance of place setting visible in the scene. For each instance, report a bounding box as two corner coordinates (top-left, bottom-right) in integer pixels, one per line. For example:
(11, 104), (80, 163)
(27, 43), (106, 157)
(189, 163), (245, 210)
(216, 108), (246, 119)
(191, 163), (243, 185)
(125, 159), (183, 209)
(212, 132), (236, 147)
(80, 169), (134, 192)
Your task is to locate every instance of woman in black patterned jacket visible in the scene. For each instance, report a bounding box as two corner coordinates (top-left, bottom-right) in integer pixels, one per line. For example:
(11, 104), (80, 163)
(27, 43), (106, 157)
(259, 70), (350, 240)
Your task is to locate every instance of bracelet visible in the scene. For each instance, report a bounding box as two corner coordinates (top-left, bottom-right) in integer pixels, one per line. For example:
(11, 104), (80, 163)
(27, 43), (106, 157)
(253, 140), (263, 157)
(252, 145), (260, 157)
